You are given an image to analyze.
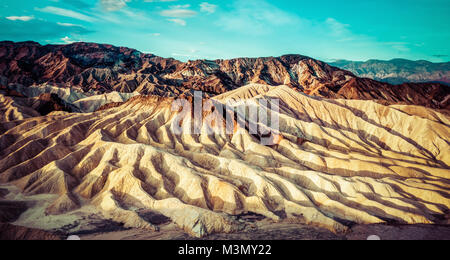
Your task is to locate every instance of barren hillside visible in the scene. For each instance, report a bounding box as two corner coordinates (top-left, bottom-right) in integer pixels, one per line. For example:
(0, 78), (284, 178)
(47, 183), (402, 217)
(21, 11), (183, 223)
(1, 84), (448, 238)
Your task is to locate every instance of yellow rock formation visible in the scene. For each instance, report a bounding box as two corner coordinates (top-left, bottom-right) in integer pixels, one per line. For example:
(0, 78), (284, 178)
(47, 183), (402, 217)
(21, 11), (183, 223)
(0, 84), (449, 237)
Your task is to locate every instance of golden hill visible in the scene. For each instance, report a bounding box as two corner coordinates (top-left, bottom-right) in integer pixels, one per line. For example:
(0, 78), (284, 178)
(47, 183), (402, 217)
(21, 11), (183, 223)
(0, 84), (449, 237)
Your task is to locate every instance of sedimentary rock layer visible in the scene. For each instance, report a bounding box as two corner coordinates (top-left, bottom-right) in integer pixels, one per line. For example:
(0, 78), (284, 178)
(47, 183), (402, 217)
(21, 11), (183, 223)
(1, 41), (448, 109)
(1, 84), (448, 237)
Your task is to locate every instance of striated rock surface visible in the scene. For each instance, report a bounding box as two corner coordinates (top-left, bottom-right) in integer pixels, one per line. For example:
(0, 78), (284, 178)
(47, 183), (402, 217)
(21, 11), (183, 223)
(3, 84), (139, 113)
(0, 84), (449, 237)
(337, 78), (450, 111)
(1, 41), (448, 110)
(0, 94), (41, 121)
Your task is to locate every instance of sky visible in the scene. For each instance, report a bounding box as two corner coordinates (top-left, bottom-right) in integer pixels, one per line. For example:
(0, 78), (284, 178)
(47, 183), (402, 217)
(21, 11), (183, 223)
(0, 0), (449, 62)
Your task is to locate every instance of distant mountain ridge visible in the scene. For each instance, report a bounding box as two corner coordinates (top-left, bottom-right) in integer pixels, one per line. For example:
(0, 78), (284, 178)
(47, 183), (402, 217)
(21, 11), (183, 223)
(330, 58), (450, 85)
(0, 41), (449, 110)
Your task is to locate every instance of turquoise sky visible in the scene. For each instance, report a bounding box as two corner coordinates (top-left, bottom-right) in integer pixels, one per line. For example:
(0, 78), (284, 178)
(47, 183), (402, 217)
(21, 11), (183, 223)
(0, 0), (449, 62)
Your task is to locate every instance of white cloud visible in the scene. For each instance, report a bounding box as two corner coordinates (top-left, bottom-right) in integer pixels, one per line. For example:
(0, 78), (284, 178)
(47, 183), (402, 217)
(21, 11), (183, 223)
(57, 22), (82, 27)
(158, 3), (199, 26)
(160, 9), (197, 18)
(100, 0), (131, 11)
(170, 4), (191, 9)
(36, 6), (95, 22)
(324, 17), (373, 43)
(167, 18), (186, 26)
(381, 42), (410, 52)
(5, 16), (34, 21)
(61, 36), (75, 44)
(200, 2), (217, 14)
(326, 18), (350, 38)
(217, 0), (300, 35)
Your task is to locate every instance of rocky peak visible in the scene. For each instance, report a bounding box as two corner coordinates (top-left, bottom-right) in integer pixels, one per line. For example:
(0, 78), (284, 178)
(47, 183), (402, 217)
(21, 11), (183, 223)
(0, 41), (448, 109)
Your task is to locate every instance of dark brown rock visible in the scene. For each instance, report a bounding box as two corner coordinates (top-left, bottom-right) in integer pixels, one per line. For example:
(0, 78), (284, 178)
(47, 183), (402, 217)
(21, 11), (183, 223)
(1, 41), (448, 110)
(0, 223), (61, 240)
(0, 201), (28, 222)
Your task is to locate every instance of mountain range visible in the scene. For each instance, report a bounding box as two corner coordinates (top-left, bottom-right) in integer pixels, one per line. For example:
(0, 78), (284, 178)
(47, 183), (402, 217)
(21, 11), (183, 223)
(1, 41), (448, 111)
(331, 59), (450, 85)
